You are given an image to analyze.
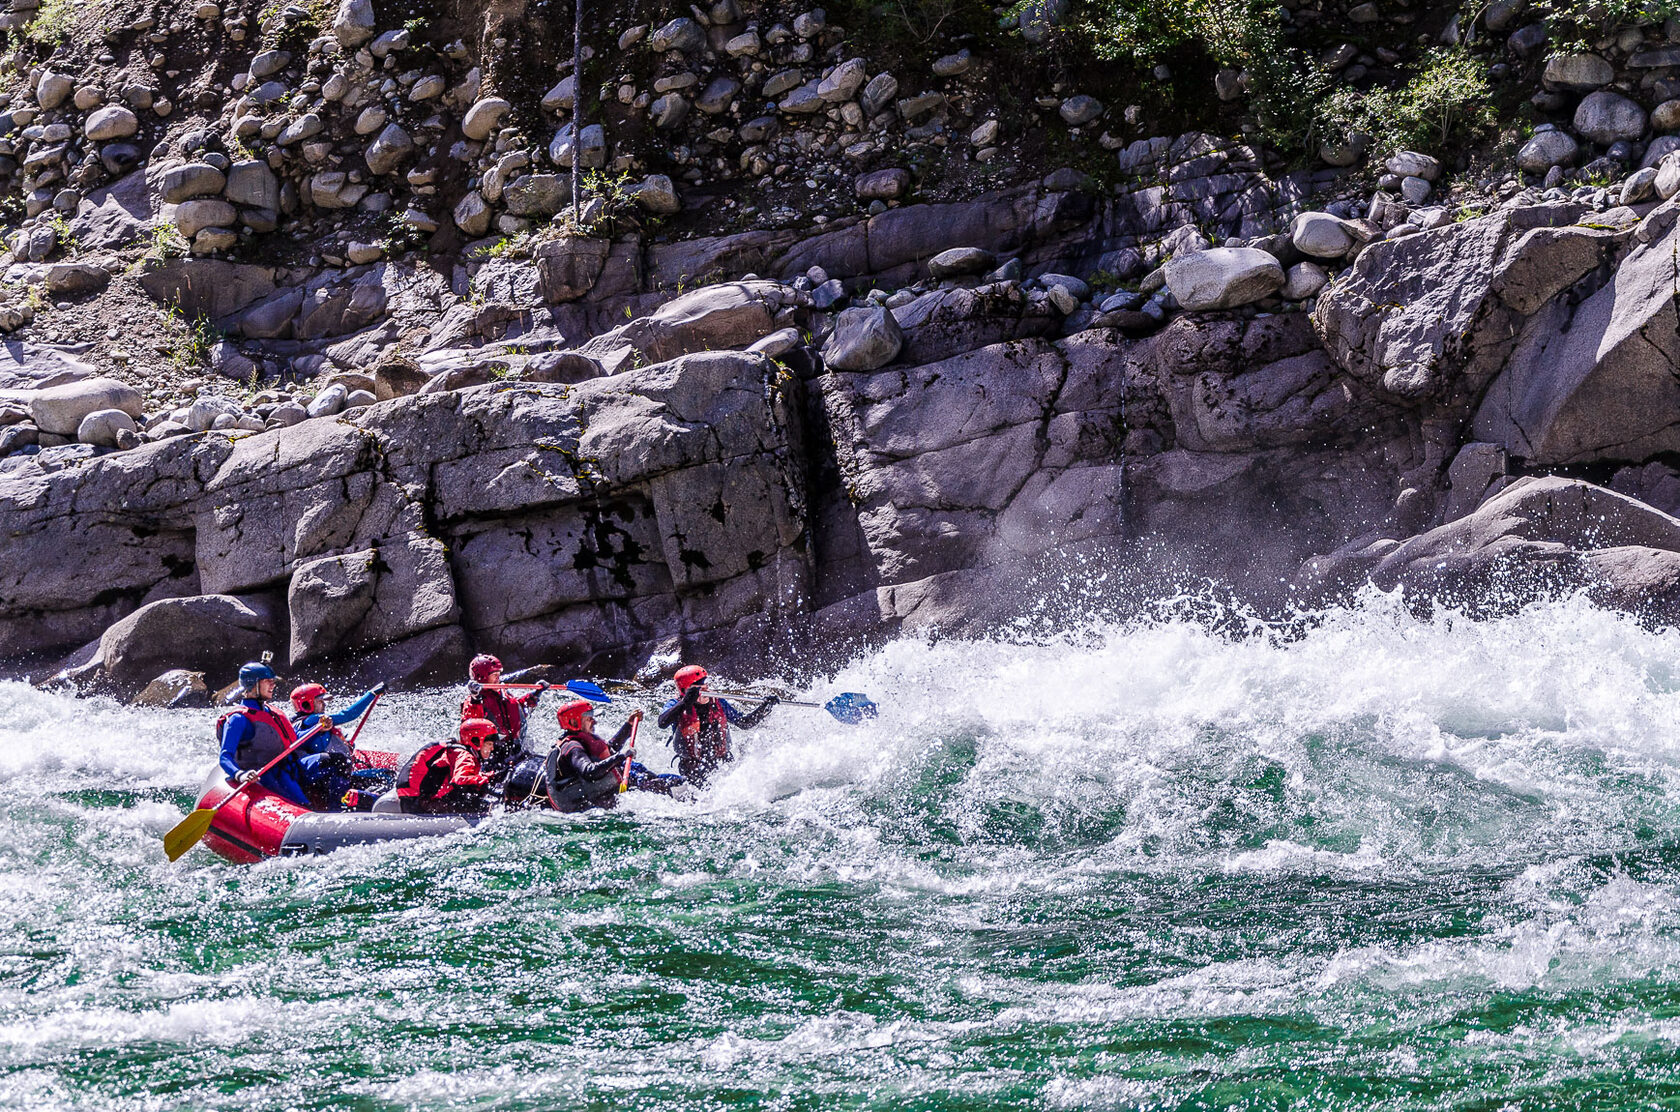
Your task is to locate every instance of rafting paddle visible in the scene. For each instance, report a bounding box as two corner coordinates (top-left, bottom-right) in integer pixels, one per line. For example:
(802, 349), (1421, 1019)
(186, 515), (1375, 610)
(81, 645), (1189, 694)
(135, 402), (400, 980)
(617, 712), (642, 794)
(162, 719), (331, 862)
(705, 689), (879, 725)
(479, 680), (614, 702)
(344, 688), (383, 750)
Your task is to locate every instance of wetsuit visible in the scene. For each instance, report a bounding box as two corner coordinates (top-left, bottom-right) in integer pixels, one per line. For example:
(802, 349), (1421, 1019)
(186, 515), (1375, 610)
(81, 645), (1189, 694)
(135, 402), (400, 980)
(543, 722), (634, 813)
(218, 699), (315, 808)
(395, 741), (493, 815)
(658, 691), (775, 785)
(291, 689), (383, 809)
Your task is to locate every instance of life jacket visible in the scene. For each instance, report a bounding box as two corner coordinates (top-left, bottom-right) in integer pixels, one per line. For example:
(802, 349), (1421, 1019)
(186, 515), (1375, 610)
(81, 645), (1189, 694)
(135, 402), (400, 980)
(544, 730), (620, 812)
(218, 703), (297, 770)
(672, 700), (732, 763)
(396, 741), (480, 806)
(461, 689), (526, 741)
(293, 712), (350, 757)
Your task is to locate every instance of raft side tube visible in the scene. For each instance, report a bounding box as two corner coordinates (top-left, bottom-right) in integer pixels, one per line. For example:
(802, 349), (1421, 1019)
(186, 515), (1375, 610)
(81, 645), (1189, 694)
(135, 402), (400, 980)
(278, 812), (480, 856)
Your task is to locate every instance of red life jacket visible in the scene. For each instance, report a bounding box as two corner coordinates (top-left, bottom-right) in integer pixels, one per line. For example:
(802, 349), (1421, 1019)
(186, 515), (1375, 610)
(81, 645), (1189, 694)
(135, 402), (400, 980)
(218, 703), (297, 769)
(461, 690), (526, 739)
(546, 730), (621, 812)
(674, 701), (731, 762)
(396, 741), (479, 804)
(557, 728), (612, 764)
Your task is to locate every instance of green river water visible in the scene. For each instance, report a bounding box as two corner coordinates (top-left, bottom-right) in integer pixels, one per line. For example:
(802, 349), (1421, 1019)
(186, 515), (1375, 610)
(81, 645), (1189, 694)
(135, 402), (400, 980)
(6, 596), (1680, 1110)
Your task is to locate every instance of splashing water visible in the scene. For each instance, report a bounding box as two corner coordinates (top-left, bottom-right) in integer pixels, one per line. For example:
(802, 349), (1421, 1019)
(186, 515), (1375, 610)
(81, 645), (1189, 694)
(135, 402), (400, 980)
(6, 594), (1680, 1109)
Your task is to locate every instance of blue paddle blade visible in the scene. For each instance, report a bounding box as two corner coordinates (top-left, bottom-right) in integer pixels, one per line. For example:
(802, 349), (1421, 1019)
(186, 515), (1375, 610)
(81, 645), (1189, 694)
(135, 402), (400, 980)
(566, 679), (613, 703)
(825, 692), (877, 724)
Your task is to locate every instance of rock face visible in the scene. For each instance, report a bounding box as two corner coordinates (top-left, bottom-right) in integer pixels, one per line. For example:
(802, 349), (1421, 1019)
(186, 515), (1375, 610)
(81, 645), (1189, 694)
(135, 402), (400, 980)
(1314, 204), (1627, 399)
(0, 358), (811, 680)
(1370, 477), (1680, 615)
(1473, 204), (1680, 465)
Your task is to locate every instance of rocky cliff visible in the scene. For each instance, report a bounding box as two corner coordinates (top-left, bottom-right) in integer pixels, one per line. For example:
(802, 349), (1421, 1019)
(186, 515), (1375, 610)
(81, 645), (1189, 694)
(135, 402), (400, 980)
(5, 0), (1680, 692)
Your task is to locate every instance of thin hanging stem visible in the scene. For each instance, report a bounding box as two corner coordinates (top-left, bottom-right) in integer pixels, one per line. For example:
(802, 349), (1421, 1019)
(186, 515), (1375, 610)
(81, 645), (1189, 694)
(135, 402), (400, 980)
(571, 0), (583, 225)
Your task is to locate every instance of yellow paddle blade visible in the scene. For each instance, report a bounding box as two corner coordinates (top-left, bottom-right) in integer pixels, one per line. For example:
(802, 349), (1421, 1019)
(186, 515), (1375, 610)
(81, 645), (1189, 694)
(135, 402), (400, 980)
(162, 807), (217, 862)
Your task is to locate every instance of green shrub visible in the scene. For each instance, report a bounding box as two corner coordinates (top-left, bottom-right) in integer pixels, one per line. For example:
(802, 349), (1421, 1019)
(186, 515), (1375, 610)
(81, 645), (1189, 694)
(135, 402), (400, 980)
(1528, 0), (1680, 53)
(25, 0), (75, 43)
(1309, 49), (1495, 161)
(1070, 0), (1268, 64)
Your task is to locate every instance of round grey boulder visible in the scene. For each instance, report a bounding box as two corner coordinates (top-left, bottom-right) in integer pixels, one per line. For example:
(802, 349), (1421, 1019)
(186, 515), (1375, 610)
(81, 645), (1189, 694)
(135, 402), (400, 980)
(927, 247), (997, 279)
(1575, 91), (1647, 145)
(84, 105), (139, 140)
(462, 97), (512, 141)
(76, 408), (138, 447)
(1541, 53), (1613, 93)
(1517, 128), (1579, 172)
(1059, 95), (1104, 126)
(1163, 247), (1285, 311)
(650, 17), (705, 52)
(1289, 211), (1354, 259)
(1283, 261), (1329, 300)
(364, 123), (414, 175)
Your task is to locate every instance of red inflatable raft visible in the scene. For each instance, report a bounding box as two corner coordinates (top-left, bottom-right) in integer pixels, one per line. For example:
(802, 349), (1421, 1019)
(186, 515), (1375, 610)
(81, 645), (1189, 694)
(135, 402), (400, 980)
(193, 749), (481, 863)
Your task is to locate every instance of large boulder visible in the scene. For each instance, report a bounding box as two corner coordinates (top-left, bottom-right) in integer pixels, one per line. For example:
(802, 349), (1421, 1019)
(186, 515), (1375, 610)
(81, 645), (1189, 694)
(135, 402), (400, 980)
(1370, 476), (1680, 605)
(578, 281), (780, 372)
(1164, 248), (1284, 311)
(1517, 129), (1579, 173)
(287, 532), (459, 666)
(822, 307), (904, 370)
(95, 593), (282, 695)
(28, 376), (144, 435)
(1574, 91), (1648, 145)
(1542, 53), (1614, 92)
(363, 124), (414, 175)
(1473, 206), (1680, 464)
(532, 235), (610, 302)
(1290, 212), (1355, 259)
(1314, 205), (1626, 398)
(461, 97), (512, 141)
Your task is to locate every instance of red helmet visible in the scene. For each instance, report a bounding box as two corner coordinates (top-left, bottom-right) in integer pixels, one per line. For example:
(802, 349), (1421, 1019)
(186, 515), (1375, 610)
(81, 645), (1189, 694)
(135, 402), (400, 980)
(460, 717), (497, 744)
(291, 683), (327, 715)
(556, 699), (595, 732)
(469, 654), (503, 682)
(674, 665), (708, 693)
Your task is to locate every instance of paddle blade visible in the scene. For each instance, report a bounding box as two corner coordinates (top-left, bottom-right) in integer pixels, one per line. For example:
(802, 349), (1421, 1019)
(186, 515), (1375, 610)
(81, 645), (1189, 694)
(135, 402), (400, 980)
(162, 808), (217, 862)
(566, 679), (613, 703)
(824, 692), (878, 725)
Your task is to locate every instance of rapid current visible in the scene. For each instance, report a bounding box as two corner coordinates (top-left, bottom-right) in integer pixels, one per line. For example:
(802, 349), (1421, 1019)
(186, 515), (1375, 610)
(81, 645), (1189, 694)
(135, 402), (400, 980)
(6, 593), (1680, 1109)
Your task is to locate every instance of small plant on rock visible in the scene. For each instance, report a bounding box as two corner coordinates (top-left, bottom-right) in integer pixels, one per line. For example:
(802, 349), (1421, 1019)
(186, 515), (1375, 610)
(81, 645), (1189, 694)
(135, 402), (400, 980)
(25, 0), (75, 44)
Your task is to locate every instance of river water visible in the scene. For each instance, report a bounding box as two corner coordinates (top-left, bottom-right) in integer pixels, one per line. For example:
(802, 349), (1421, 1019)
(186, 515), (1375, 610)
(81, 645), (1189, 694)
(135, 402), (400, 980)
(5, 593), (1680, 1109)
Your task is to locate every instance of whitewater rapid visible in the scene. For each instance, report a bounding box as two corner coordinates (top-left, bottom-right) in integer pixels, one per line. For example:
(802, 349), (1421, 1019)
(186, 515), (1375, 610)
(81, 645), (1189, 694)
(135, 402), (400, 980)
(5, 592), (1680, 1109)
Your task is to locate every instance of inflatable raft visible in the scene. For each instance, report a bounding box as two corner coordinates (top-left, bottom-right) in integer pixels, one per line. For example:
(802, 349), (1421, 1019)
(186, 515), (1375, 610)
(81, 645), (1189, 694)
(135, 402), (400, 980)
(193, 755), (479, 863)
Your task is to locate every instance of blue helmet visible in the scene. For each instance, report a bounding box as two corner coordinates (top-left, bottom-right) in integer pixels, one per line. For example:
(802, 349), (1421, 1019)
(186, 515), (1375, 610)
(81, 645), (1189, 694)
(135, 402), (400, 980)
(238, 661), (277, 688)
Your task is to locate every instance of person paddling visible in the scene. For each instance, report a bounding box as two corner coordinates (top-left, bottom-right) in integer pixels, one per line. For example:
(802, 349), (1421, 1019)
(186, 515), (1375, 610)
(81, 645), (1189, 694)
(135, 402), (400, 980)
(544, 700), (637, 813)
(290, 681), (385, 811)
(657, 665), (777, 786)
(460, 654), (549, 774)
(218, 661), (315, 808)
(394, 718), (498, 815)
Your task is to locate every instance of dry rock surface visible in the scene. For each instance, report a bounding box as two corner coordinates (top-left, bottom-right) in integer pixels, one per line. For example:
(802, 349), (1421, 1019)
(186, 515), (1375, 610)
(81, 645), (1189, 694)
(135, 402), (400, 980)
(6, 0), (1680, 692)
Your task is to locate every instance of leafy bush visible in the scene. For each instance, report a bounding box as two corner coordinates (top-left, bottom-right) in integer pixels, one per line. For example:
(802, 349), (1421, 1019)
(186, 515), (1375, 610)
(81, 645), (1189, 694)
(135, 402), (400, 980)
(1528, 0), (1680, 53)
(1309, 49), (1495, 161)
(1070, 0), (1268, 64)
